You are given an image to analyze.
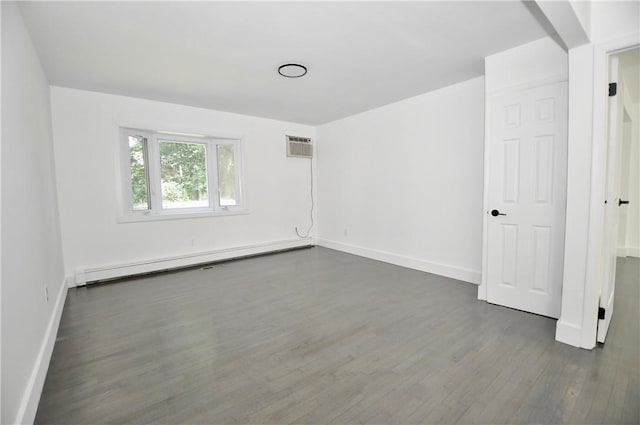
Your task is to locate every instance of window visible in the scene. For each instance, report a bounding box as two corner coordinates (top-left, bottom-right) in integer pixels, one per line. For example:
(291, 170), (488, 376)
(120, 128), (243, 219)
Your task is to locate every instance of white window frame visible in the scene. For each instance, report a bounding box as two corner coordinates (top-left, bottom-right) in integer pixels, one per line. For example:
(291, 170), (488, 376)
(119, 127), (246, 221)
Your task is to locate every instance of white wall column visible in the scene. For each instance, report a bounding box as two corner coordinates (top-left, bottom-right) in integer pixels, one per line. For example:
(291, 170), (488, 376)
(556, 44), (597, 348)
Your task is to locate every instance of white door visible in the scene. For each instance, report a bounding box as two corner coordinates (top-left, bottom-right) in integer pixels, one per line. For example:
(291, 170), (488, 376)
(598, 56), (623, 343)
(485, 82), (568, 318)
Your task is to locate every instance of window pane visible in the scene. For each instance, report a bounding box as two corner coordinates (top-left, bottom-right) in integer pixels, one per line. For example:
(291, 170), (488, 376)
(159, 140), (209, 209)
(217, 144), (237, 206)
(129, 135), (149, 211)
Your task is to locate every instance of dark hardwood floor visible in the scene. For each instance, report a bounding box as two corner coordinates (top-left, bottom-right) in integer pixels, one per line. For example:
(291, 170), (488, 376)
(35, 247), (639, 424)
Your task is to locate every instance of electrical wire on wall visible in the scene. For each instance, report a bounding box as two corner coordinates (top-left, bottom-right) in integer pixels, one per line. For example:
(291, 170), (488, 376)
(295, 158), (314, 238)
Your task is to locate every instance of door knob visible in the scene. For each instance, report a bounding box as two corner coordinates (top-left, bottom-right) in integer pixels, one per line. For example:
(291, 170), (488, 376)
(490, 209), (506, 217)
(619, 199), (630, 206)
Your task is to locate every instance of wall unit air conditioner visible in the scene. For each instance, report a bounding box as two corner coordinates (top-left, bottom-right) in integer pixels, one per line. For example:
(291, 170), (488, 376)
(286, 135), (313, 158)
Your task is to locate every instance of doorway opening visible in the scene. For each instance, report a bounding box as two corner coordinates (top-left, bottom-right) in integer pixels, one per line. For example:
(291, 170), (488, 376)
(597, 47), (639, 343)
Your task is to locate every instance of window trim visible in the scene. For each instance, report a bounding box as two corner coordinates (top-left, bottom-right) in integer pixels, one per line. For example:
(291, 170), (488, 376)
(119, 127), (246, 221)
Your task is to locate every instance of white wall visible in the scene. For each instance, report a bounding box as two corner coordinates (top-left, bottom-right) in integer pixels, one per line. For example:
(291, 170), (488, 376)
(617, 61), (639, 257)
(558, 43), (607, 349)
(50, 87), (316, 281)
(316, 77), (485, 284)
(626, 105), (640, 255)
(1, 3), (66, 424)
(569, 1), (591, 40)
(590, 1), (640, 44)
(484, 37), (568, 94)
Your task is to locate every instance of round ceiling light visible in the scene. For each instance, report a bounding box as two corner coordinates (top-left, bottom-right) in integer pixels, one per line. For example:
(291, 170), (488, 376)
(278, 63), (308, 78)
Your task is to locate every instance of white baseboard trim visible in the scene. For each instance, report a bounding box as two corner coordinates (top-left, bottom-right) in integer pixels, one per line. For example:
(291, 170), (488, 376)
(626, 246), (640, 258)
(14, 279), (68, 425)
(317, 239), (481, 284)
(74, 238), (314, 285)
(617, 246), (640, 258)
(555, 320), (588, 349)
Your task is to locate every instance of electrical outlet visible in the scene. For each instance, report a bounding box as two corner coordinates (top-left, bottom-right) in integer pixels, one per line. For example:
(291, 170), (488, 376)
(44, 284), (49, 302)
(343, 228), (348, 238)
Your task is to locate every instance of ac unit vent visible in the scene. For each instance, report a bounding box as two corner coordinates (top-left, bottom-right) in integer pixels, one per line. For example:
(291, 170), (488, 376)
(286, 135), (313, 158)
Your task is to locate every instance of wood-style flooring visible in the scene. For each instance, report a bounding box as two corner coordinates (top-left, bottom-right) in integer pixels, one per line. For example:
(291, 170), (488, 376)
(35, 247), (639, 424)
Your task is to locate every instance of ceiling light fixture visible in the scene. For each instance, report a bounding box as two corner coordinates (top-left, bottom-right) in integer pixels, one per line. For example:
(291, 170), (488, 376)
(278, 63), (308, 78)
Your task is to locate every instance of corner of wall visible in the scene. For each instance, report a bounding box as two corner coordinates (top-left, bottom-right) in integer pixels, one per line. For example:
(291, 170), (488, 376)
(2, 3), (68, 422)
(13, 279), (68, 425)
(485, 36), (568, 94)
(317, 239), (482, 285)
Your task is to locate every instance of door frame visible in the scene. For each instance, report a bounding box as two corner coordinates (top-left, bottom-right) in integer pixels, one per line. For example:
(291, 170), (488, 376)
(561, 36), (639, 349)
(586, 39), (639, 346)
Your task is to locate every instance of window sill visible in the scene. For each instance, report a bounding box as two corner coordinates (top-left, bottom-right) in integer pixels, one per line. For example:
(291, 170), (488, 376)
(116, 208), (249, 224)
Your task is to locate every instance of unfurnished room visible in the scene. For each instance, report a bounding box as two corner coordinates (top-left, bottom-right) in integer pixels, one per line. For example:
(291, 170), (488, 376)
(1, 1), (639, 424)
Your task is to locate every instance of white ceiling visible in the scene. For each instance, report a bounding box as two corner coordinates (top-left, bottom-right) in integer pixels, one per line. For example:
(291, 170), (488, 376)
(19, 1), (555, 125)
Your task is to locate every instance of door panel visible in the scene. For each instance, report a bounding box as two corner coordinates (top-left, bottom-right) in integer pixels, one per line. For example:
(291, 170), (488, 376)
(503, 139), (520, 203)
(532, 226), (551, 293)
(535, 97), (555, 122)
(534, 135), (554, 203)
(501, 224), (518, 287)
(485, 82), (568, 318)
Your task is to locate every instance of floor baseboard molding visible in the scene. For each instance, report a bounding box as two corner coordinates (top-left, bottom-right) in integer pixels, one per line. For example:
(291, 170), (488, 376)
(73, 238), (314, 286)
(617, 246), (640, 258)
(625, 246), (639, 258)
(555, 320), (585, 349)
(317, 239), (481, 284)
(14, 279), (68, 425)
